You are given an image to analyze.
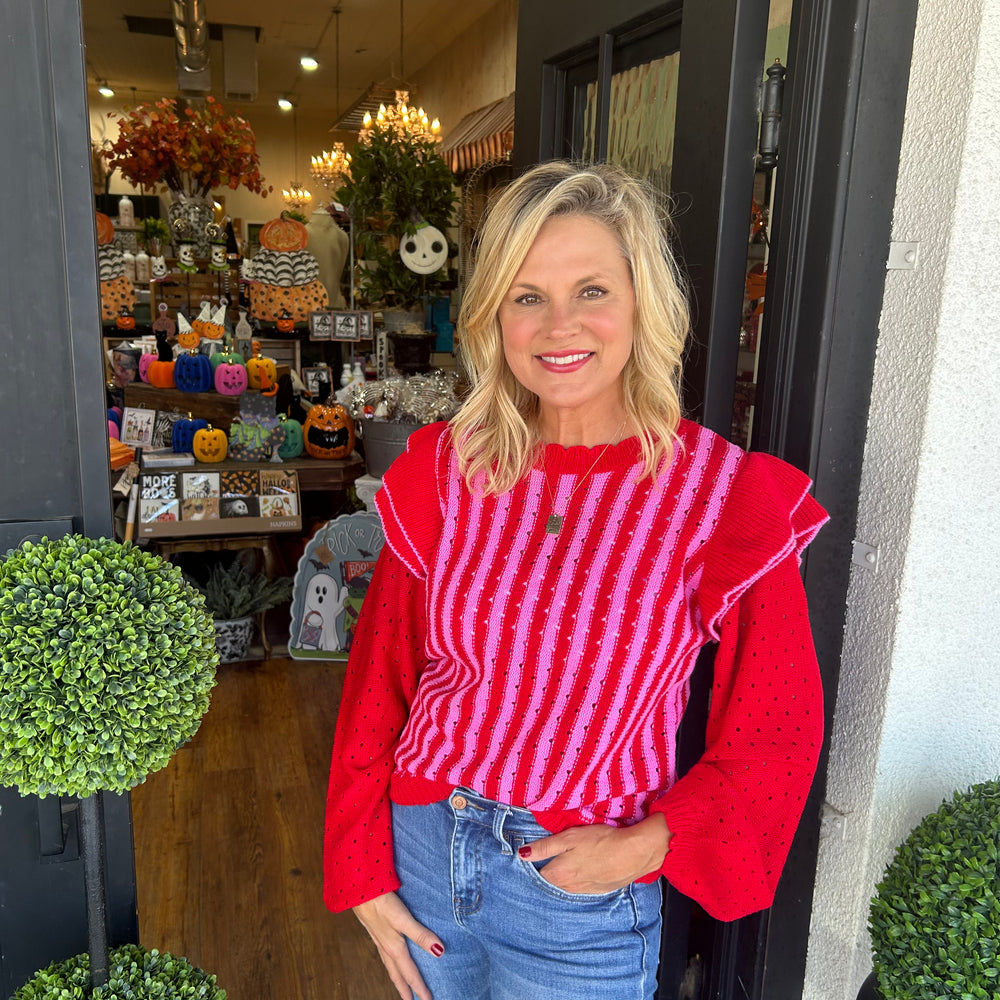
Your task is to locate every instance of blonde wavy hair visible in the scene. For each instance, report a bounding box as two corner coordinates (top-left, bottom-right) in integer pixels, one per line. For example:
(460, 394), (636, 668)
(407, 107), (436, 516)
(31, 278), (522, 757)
(452, 160), (690, 495)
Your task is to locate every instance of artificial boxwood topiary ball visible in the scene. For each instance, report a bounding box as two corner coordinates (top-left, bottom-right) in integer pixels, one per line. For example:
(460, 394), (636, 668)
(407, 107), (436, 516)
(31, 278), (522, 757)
(11, 943), (226, 999)
(0, 535), (219, 797)
(869, 779), (1000, 1000)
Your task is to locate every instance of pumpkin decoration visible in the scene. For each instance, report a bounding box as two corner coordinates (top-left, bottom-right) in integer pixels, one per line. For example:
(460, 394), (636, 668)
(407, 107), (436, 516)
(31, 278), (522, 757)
(192, 424), (228, 463)
(96, 211), (115, 246)
(171, 414), (208, 453)
(108, 419), (120, 440)
(174, 350), (214, 393)
(277, 415), (304, 459)
(137, 353), (155, 383)
(192, 301), (212, 338)
(249, 211), (329, 323)
(275, 308), (295, 334)
(303, 401), (355, 460)
(115, 306), (136, 331)
(245, 342), (278, 390)
(176, 313), (200, 350)
(146, 359), (175, 389)
(202, 302), (227, 341)
(214, 357), (248, 396)
(259, 212), (309, 253)
(210, 347), (244, 371)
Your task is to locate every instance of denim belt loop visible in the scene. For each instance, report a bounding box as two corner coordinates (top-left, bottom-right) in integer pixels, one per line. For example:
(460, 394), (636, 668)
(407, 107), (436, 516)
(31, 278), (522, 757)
(493, 804), (514, 855)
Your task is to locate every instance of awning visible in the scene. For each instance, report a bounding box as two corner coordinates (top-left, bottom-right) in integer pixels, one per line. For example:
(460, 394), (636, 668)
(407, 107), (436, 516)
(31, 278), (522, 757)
(440, 93), (515, 174)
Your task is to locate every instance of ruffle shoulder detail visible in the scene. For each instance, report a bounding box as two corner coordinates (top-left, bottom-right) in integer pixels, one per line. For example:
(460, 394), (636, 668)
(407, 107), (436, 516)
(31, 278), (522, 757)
(696, 451), (828, 640)
(373, 421), (449, 580)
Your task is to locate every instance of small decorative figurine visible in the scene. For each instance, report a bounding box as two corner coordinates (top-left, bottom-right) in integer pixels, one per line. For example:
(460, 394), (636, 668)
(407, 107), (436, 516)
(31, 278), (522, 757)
(151, 301), (176, 340)
(206, 221), (229, 273)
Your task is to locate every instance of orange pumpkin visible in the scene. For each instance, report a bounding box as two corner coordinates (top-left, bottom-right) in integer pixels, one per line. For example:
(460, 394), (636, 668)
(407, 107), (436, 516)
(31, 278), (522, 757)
(177, 325), (200, 350)
(147, 360), (175, 388)
(192, 424), (228, 463)
(245, 341), (278, 390)
(115, 309), (136, 331)
(259, 212), (309, 252)
(275, 309), (295, 333)
(96, 212), (115, 246)
(303, 402), (355, 460)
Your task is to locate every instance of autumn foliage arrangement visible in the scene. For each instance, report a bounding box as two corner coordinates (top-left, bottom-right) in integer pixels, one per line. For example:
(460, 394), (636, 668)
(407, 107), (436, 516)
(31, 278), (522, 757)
(105, 96), (270, 201)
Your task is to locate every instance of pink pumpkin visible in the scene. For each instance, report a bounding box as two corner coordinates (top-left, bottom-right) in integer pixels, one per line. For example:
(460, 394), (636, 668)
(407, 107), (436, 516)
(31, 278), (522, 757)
(108, 419), (120, 440)
(138, 353), (155, 383)
(214, 360), (248, 395)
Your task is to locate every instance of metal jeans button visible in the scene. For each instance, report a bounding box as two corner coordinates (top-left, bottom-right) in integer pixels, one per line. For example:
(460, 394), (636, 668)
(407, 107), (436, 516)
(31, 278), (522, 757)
(451, 794), (468, 810)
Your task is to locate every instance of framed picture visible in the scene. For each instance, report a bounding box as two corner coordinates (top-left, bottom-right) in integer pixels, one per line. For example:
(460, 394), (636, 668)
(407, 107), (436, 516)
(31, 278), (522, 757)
(301, 365), (333, 402)
(332, 310), (361, 342)
(308, 309), (334, 341)
(120, 406), (157, 448)
(357, 310), (373, 340)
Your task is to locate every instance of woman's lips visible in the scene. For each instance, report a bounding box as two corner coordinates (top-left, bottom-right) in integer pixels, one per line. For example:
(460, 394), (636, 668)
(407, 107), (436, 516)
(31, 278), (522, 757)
(536, 351), (594, 373)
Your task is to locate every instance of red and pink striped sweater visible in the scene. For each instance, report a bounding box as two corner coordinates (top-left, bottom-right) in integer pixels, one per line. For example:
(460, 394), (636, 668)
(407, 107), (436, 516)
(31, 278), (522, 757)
(324, 419), (827, 919)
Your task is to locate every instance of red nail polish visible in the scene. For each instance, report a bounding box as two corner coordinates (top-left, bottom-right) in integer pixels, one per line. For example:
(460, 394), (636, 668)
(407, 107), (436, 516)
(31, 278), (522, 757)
(518, 846), (531, 859)
(431, 943), (444, 957)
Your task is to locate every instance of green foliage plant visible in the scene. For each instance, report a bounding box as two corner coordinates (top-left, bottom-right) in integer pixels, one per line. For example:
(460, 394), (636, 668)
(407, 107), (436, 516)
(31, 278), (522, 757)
(868, 779), (1000, 1000)
(139, 216), (170, 253)
(335, 114), (457, 310)
(187, 554), (293, 621)
(11, 944), (225, 1000)
(0, 535), (218, 798)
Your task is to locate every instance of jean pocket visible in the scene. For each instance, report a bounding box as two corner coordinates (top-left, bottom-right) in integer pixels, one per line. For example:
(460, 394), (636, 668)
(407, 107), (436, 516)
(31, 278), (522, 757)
(511, 833), (626, 904)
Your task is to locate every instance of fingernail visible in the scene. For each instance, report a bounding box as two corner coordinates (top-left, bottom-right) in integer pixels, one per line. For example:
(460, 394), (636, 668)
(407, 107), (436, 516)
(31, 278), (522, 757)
(518, 846), (531, 859)
(431, 943), (444, 957)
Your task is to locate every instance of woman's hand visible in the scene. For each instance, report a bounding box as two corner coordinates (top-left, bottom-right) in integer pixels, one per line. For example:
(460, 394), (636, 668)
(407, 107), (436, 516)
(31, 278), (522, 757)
(518, 813), (671, 895)
(353, 891), (445, 1000)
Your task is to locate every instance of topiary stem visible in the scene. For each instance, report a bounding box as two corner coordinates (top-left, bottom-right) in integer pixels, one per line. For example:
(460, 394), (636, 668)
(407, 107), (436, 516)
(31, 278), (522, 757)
(79, 792), (110, 991)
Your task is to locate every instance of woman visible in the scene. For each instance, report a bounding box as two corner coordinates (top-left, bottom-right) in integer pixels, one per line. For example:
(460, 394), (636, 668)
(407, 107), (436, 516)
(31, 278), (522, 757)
(324, 161), (827, 1000)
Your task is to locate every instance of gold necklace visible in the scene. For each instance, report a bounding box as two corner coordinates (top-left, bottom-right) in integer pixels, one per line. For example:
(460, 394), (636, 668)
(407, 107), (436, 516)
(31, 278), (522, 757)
(542, 421), (627, 535)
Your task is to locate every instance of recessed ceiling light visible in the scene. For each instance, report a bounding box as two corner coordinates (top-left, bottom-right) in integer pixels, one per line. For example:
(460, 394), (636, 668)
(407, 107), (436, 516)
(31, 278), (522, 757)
(98, 84), (115, 97)
(278, 97), (294, 111)
(300, 55), (319, 71)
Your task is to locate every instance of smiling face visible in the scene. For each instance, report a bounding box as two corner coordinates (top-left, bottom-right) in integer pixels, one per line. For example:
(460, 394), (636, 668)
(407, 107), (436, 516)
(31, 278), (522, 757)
(498, 214), (634, 444)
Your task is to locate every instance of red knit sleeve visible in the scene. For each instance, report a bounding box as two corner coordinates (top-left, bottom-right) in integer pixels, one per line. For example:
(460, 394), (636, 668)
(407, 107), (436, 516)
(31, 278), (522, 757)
(323, 546), (428, 912)
(696, 451), (828, 640)
(373, 421), (449, 580)
(645, 553), (824, 921)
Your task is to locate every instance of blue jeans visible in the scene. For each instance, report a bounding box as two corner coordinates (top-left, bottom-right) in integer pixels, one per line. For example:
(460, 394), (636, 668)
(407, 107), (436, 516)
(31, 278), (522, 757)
(391, 788), (662, 1000)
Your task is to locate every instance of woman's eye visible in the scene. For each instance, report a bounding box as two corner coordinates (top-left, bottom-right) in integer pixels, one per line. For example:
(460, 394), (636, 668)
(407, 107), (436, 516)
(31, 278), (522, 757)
(514, 293), (541, 305)
(581, 286), (607, 299)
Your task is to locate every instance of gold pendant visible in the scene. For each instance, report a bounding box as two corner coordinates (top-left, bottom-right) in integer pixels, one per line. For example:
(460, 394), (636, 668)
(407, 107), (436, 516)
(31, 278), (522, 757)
(545, 514), (563, 535)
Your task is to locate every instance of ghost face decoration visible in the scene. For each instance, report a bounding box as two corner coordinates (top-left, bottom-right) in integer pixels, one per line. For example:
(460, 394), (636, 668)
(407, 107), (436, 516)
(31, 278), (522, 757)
(151, 255), (168, 278)
(399, 224), (448, 275)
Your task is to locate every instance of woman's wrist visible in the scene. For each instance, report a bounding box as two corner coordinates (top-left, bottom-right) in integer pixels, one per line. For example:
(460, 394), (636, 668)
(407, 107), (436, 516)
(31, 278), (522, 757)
(632, 811), (672, 875)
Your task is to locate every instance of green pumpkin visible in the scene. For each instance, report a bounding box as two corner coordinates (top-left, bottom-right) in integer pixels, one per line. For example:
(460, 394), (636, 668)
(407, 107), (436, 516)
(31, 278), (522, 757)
(210, 349), (245, 372)
(277, 416), (304, 459)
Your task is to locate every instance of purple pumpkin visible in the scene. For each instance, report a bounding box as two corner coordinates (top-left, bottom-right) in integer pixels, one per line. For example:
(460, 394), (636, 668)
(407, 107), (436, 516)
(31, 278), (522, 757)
(214, 360), (248, 396)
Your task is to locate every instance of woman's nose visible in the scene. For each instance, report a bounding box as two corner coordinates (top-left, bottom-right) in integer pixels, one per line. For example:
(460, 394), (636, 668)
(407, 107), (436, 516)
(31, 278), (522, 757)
(545, 299), (580, 337)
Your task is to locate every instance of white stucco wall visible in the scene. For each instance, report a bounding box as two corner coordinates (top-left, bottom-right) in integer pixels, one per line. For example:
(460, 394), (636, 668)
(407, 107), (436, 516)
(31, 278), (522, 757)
(803, 2), (1000, 998)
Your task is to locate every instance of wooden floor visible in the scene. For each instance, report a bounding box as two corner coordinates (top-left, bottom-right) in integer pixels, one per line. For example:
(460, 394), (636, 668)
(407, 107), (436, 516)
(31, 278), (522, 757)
(132, 656), (398, 1000)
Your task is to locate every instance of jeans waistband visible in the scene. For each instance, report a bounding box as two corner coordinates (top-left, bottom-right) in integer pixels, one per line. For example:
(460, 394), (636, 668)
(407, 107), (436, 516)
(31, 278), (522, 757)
(445, 786), (544, 852)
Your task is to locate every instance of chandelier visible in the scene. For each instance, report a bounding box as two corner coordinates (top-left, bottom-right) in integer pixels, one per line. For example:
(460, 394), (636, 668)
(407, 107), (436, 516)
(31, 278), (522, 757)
(282, 182), (312, 210)
(310, 143), (352, 194)
(360, 90), (441, 145)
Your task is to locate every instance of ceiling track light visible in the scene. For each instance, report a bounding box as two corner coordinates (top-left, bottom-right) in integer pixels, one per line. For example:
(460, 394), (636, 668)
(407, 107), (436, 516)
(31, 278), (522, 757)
(278, 97), (294, 111)
(98, 81), (115, 98)
(300, 55), (319, 71)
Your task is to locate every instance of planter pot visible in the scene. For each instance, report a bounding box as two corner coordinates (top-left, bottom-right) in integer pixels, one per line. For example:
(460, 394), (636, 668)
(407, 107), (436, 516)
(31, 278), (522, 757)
(362, 421), (421, 478)
(857, 971), (882, 1000)
(214, 615), (255, 663)
(388, 330), (437, 375)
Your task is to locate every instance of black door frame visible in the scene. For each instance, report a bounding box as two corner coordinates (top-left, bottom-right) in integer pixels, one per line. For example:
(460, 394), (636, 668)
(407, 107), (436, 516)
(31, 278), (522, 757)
(514, 0), (920, 996)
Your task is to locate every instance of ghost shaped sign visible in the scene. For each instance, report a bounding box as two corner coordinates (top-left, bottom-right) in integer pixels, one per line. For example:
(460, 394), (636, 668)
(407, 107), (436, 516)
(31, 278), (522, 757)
(399, 223), (448, 275)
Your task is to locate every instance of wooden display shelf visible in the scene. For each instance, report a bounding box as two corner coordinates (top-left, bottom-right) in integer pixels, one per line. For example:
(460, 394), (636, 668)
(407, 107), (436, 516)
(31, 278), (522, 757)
(139, 452), (365, 492)
(123, 378), (291, 428)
